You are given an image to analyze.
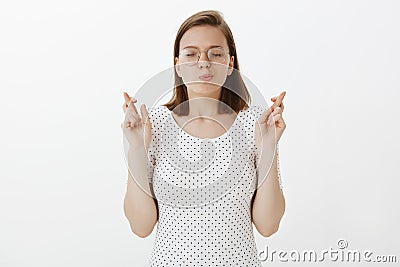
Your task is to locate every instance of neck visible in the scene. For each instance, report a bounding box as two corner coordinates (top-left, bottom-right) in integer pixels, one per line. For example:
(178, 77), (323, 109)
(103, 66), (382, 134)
(187, 88), (222, 116)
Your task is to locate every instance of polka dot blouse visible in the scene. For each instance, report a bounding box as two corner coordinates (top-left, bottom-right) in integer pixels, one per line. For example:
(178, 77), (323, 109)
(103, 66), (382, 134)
(145, 105), (283, 266)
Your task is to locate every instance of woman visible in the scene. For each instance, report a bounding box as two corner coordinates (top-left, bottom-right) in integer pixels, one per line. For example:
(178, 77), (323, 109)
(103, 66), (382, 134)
(121, 10), (286, 266)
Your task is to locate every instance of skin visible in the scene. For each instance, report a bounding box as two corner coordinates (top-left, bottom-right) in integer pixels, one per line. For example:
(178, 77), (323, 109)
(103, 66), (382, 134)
(172, 25), (237, 138)
(175, 25), (234, 112)
(253, 91), (286, 236)
(121, 25), (287, 238)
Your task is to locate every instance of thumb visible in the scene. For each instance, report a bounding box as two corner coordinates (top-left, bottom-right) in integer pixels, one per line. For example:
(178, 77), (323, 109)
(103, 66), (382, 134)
(141, 104), (152, 131)
(258, 107), (272, 125)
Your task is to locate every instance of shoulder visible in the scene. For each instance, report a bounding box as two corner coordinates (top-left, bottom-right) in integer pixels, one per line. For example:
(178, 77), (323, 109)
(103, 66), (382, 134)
(146, 106), (170, 156)
(147, 105), (170, 124)
(240, 105), (269, 120)
(235, 105), (268, 137)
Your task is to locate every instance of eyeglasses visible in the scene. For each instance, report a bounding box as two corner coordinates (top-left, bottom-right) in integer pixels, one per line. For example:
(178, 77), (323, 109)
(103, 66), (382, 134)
(178, 47), (229, 66)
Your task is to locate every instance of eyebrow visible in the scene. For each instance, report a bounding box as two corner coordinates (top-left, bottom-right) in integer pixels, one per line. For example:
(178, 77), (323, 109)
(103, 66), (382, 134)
(182, 45), (224, 49)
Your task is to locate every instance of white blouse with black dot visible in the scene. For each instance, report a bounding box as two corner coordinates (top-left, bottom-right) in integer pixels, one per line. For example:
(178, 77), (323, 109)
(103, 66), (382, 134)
(144, 105), (283, 266)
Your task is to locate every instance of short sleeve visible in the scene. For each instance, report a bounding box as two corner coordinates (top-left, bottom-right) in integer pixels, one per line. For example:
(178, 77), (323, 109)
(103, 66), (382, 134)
(146, 105), (168, 184)
(146, 107), (157, 183)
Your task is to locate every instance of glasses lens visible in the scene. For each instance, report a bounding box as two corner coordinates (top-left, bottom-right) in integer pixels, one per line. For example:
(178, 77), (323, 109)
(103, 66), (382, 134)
(208, 47), (226, 63)
(179, 48), (199, 64)
(179, 47), (227, 65)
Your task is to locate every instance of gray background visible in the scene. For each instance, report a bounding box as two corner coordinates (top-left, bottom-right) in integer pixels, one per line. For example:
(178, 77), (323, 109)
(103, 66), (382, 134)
(0, 0), (399, 266)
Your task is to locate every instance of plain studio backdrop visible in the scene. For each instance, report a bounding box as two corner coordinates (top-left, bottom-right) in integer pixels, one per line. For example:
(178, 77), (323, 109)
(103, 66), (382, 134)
(0, 1), (399, 266)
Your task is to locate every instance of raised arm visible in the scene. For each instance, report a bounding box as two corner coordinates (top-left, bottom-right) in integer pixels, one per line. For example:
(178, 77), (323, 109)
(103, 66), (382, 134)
(252, 91), (286, 237)
(121, 92), (158, 238)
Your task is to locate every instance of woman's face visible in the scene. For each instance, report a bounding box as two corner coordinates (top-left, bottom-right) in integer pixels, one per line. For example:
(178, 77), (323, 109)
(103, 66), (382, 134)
(175, 25), (234, 97)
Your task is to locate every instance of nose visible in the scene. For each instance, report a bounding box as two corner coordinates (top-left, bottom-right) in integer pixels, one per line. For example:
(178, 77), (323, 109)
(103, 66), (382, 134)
(197, 51), (210, 68)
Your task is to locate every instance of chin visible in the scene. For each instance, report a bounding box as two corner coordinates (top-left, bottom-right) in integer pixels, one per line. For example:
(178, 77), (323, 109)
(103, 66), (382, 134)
(190, 82), (221, 92)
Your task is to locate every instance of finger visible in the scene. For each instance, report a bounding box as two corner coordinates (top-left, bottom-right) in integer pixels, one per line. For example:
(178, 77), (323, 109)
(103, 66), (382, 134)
(274, 113), (283, 121)
(124, 98), (137, 111)
(273, 100), (284, 112)
(271, 91), (286, 110)
(126, 110), (141, 126)
(267, 112), (282, 126)
(128, 97), (137, 106)
(127, 99), (139, 115)
(122, 101), (136, 113)
(271, 98), (284, 108)
(266, 106), (282, 125)
(125, 108), (139, 125)
(270, 94), (280, 101)
(140, 104), (150, 127)
(127, 113), (136, 126)
(133, 113), (142, 127)
(123, 92), (131, 102)
(123, 92), (131, 112)
(123, 92), (138, 111)
(123, 120), (131, 128)
(123, 92), (138, 103)
(271, 106), (282, 116)
(273, 91), (285, 107)
(258, 107), (272, 124)
(269, 113), (283, 126)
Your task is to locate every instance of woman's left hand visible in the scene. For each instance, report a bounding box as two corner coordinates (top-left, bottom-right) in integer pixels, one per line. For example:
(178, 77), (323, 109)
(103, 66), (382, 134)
(255, 91), (287, 149)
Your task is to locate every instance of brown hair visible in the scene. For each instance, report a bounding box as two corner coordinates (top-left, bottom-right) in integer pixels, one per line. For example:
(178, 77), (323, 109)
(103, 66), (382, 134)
(163, 10), (251, 115)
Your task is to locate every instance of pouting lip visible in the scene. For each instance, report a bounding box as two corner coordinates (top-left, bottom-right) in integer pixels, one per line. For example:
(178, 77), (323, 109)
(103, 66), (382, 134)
(199, 74), (213, 79)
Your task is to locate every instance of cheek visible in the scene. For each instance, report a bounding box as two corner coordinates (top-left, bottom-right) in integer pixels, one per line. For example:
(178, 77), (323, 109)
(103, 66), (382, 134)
(210, 65), (230, 85)
(179, 68), (197, 85)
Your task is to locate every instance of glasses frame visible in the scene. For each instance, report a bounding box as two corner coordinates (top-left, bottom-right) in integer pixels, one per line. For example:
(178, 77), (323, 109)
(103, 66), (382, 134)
(178, 46), (230, 66)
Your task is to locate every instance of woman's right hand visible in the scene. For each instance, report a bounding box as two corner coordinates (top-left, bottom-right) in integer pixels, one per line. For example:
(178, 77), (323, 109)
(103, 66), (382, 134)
(121, 92), (152, 152)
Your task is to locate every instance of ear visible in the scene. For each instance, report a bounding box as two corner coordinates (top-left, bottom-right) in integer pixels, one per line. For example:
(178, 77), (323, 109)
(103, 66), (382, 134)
(227, 55), (234, 76)
(175, 57), (182, 77)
